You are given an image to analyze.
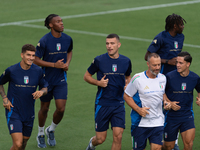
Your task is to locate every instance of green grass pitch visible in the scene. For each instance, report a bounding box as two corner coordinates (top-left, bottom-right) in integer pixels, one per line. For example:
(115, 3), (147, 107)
(0, 0), (200, 149)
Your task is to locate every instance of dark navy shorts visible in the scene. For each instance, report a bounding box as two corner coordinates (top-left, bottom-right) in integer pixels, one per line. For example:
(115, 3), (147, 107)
(132, 126), (164, 150)
(95, 105), (125, 132)
(164, 116), (195, 141)
(40, 82), (68, 102)
(7, 118), (34, 137)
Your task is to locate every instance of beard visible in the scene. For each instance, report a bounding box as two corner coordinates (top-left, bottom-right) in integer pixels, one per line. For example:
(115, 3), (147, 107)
(150, 67), (160, 76)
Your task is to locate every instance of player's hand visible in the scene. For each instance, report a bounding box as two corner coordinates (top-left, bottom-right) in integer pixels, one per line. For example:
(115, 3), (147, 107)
(63, 63), (69, 71)
(137, 107), (150, 117)
(171, 101), (181, 111)
(168, 57), (177, 66)
(32, 91), (44, 99)
(98, 75), (109, 87)
(163, 100), (171, 110)
(196, 97), (200, 106)
(3, 98), (14, 112)
(54, 59), (65, 69)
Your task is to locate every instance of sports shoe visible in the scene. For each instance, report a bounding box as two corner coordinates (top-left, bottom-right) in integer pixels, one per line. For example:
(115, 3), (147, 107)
(173, 144), (180, 150)
(86, 137), (96, 150)
(37, 135), (47, 148)
(45, 126), (56, 146)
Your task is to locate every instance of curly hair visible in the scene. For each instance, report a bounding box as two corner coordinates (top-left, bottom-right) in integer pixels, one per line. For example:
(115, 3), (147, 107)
(165, 13), (186, 31)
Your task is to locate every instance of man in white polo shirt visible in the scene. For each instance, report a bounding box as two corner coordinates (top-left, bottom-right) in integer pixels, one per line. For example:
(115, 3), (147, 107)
(124, 53), (171, 150)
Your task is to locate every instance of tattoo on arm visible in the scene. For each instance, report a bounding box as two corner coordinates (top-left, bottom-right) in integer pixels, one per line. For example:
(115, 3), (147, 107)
(0, 85), (7, 101)
(3, 98), (8, 104)
(40, 88), (47, 96)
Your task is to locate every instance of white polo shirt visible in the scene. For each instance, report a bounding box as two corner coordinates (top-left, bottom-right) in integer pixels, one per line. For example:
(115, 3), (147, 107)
(125, 71), (166, 127)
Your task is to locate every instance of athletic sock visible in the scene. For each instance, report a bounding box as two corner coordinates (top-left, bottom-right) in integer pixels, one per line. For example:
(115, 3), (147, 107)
(49, 121), (58, 131)
(38, 126), (45, 136)
(90, 137), (95, 148)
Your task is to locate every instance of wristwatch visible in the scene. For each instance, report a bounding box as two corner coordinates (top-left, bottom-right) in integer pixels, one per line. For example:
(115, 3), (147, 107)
(166, 60), (169, 64)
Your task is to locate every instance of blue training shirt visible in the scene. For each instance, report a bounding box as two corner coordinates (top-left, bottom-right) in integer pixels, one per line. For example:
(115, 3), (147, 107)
(147, 31), (184, 75)
(88, 53), (132, 106)
(36, 32), (73, 85)
(165, 70), (200, 120)
(0, 63), (48, 122)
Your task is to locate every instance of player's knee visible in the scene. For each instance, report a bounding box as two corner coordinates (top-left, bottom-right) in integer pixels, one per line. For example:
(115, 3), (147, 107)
(56, 107), (65, 114)
(185, 140), (193, 148)
(113, 133), (122, 143)
(162, 144), (173, 150)
(154, 145), (162, 150)
(96, 137), (106, 145)
(40, 105), (49, 114)
(13, 141), (23, 149)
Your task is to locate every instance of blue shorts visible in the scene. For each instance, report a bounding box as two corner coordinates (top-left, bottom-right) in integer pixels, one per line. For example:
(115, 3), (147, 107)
(95, 105), (125, 132)
(40, 83), (68, 102)
(7, 118), (34, 137)
(132, 126), (164, 150)
(164, 116), (195, 141)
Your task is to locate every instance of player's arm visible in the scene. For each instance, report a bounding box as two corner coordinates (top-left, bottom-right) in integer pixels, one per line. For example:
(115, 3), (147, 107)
(32, 87), (48, 100)
(124, 93), (150, 117)
(63, 51), (72, 71)
(83, 71), (108, 88)
(196, 93), (200, 106)
(163, 94), (171, 110)
(0, 85), (13, 111)
(124, 75), (131, 90)
(34, 56), (66, 69)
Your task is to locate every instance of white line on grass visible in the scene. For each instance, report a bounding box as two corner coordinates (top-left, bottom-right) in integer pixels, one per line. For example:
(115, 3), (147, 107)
(17, 24), (200, 49)
(0, 0), (200, 27)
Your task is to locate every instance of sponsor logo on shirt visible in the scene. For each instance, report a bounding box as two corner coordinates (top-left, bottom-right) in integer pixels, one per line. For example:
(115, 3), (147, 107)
(112, 64), (117, 72)
(153, 39), (157, 44)
(57, 43), (61, 51)
(181, 83), (186, 90)
(24, 76), (29, 84)
(174, 41), (178, 49)
(37, 43), (40, 47)
(144, 86), (149, 90)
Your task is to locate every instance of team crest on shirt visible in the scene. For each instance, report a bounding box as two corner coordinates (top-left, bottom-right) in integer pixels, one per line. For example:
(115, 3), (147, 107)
(112, 64), (117, 72)
(181, 83), (186, 90)
(56, 43), (61, 51)
(24, 76), (29, 84)
(10, 124), (14, 130)
(159, 81), (165, 89)
(174, 41), (178, 49)
(153, 39), (157, 44)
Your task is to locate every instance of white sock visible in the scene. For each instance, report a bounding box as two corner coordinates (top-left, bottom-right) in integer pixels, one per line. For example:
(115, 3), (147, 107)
(89, 137), (95, 148)
(175, 132), (179, 145)
(175, 138), (178, 145)
(38, 126), (45, 136)
(49, 121), (57, 131)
